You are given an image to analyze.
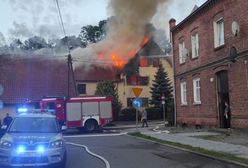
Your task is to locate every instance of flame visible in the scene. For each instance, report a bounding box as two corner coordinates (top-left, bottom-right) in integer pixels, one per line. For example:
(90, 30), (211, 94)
(111, 53), (125, 68)
(97, 36), (150, 69)
(141, 36), (149, 47)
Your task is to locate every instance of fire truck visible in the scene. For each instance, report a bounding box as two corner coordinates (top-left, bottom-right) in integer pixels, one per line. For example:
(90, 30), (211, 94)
(26, 96), (113, 132)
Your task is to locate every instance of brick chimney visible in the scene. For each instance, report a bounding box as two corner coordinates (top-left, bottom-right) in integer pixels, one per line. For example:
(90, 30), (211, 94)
(169, 18), (176, 30)
(169, 18), (176, 43)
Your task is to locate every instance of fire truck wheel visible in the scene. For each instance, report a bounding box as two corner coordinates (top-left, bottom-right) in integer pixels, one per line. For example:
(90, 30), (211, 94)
(85, 119), (98, 133)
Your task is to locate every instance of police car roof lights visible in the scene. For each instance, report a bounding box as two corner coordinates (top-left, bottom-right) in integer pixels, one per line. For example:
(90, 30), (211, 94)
(17, 107), (28, 113)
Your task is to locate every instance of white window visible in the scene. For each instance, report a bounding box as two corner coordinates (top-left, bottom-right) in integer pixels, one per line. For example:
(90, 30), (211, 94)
(191, 33), (199, 58)
(180, 81), (187, 105)
(179, 41), (186, 64)
(213, 18), (224, 47)
(193, 78), (201, 104)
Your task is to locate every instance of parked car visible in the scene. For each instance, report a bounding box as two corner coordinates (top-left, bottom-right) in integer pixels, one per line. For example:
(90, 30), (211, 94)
(0, 112), (67, 167)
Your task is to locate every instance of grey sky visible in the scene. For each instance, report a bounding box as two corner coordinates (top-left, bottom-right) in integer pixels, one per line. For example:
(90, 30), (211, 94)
(0, 0), (206, 44)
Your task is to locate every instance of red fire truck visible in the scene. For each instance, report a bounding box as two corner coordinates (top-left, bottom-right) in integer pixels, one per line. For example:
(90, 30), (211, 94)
(27, 96), (113, 132)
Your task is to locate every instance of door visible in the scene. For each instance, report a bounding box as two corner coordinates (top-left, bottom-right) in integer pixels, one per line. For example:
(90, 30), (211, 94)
(66, 102), (82, 128)
(216, 70), (230, 128)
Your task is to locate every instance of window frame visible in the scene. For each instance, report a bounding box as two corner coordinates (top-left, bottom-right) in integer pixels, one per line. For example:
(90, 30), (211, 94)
(213, 17), (224, 48)
(193, 78), (201, 104)
(179, 41), (186, 64)
(191, 33), (199, 58)
(77, 83), (86, 95)
(180, 81), (187, 105)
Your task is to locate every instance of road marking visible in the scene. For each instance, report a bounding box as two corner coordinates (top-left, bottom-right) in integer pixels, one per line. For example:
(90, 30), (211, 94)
(64, 132), (127, 138)
(66, 142), (110, 168)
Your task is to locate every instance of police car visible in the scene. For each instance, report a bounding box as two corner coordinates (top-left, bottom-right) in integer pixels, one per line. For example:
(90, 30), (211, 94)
(0, 110), (67, 167)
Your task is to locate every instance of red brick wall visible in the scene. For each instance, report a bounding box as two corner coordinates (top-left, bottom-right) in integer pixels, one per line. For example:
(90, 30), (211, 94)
(172, 0), (248, 128)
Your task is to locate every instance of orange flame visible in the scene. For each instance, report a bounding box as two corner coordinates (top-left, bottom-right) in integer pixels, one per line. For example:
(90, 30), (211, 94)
(141, 36), (149, 47)
(97, 36), (150, 68)
(111, 53), (125, 68)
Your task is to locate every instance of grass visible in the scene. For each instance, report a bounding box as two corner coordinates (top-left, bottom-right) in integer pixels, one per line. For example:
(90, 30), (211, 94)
(194, 135), (226, 141)
(128, 132), (248, 166)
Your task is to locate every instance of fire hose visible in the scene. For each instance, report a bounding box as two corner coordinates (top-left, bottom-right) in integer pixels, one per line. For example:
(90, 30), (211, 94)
(66, 142), (110, 168)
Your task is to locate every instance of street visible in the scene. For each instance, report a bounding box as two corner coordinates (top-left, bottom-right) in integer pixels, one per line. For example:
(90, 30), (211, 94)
(64, 132), (244, 168)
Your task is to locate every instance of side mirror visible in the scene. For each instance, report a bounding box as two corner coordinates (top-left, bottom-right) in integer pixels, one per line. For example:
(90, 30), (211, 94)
(1, 125), (7, 130)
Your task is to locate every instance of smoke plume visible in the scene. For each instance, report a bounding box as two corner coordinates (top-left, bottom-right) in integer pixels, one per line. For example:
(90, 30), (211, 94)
(72, 0), (168, 68)
(0, 32), (6, 46)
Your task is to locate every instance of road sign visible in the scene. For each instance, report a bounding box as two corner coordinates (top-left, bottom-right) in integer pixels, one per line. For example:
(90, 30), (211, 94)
(132, 98), (143, 108)
(132, 87), (143, 97)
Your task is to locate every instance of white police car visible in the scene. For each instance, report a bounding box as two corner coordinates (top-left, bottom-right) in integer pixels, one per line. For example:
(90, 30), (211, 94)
(0, 112), (67, 167)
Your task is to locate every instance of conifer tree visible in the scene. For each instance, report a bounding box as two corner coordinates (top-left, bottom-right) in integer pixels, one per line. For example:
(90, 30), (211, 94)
(149, 63), (174, 120)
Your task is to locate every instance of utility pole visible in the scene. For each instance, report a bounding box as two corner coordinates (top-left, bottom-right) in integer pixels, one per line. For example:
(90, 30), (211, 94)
(67, 53), (78, 97)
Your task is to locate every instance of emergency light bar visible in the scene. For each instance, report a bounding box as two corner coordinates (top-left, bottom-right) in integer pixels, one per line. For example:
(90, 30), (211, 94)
(17, 108), (28, 113)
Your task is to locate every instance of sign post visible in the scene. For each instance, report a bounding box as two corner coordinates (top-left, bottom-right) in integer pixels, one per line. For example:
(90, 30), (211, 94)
(132, 88), (143, 129)
(132, 98), (143, 129)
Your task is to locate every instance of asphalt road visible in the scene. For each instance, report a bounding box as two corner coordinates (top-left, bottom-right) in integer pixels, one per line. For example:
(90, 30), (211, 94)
(64, 133), (244, 168)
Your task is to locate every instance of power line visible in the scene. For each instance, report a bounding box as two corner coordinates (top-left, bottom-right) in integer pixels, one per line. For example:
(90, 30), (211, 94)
(54, 0), (67, 38)
(54, 0), (77, 97)
(54, 0), (70, 53)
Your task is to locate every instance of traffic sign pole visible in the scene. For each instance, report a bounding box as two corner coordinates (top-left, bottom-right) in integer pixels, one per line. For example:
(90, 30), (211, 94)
(136, 109), (138, 130)
(132, 88), (143, 129)
(132, 98), (143, 130)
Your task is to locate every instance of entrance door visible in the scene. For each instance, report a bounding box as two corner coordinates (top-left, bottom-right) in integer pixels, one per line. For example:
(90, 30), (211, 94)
(216, 71), (230, 128)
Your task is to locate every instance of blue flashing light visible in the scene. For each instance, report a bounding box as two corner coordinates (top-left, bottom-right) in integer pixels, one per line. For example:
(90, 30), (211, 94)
(16, 145), (26, 154)
(36, 145), (45, 153)
(17, 108), (28, 113)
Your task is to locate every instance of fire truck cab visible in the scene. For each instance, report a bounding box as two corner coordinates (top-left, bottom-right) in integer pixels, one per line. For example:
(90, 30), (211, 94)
(39, 97), (113, 132)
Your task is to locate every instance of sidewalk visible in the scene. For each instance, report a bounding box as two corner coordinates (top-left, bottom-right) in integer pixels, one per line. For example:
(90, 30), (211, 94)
(110, 121), (248, 166)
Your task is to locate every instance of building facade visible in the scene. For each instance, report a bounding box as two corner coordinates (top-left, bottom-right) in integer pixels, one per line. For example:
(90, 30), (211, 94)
(0, 50), (173, 119)
(171, 0), (248, 128)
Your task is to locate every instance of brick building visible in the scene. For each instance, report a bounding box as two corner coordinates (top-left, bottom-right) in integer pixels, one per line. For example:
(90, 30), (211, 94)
(170, 0), (248, 128)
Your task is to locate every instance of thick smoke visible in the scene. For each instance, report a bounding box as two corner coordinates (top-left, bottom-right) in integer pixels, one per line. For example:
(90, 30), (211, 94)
(72, 0), (168, 68)
(0, 32), (6, 46)
(8, 22), (33, 39)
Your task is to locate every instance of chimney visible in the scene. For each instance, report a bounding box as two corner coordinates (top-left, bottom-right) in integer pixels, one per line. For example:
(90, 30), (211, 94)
(169, 18), (176, 30)
(169, 18), (176, 43)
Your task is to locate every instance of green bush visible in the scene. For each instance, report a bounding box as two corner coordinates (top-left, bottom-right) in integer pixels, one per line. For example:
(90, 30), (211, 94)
(118, 107), (139, 121)
(146, 107), (162, 120)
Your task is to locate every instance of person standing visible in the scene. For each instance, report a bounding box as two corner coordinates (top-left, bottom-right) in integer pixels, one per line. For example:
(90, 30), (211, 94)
(3, 113), (13, 127)
(141, 108), (148, 127)
(224, 101), (230, 128)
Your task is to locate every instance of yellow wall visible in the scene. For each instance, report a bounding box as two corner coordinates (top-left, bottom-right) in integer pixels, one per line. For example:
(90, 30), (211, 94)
(78, 57), (174, 109)
(118, 57), (173, 108)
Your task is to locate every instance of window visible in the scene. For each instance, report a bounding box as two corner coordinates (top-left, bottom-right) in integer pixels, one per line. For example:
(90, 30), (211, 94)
(179, 41), (186, 64)
(127, 76), (149, 86)
(193, 78), (201, 104)
(191, 33), (199, 58)
(213, 18), (224, 47)
(77, 83), (86, 94)
(180, 81), (187, 105)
